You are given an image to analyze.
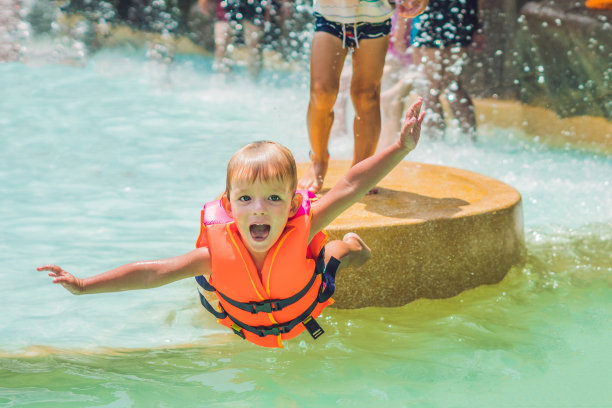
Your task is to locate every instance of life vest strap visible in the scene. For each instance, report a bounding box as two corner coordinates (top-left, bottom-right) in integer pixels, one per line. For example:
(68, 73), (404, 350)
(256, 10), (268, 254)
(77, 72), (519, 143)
(217, 267), (320, 314)
(226, 291), (322, 338)
(197, 290), (227, 320)
(318, 251), (340, 303)
(195, 248), (333, 315)
(194, 248), (340, 341)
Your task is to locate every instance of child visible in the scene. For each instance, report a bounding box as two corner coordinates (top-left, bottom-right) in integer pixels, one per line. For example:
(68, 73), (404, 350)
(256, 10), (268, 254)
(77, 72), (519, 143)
(38, 98), (425, 348)
(197, 0), (267, 77)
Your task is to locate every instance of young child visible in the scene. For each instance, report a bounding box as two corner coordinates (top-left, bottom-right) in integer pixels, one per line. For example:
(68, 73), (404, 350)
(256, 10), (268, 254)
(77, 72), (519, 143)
(38, 98), (425, 348)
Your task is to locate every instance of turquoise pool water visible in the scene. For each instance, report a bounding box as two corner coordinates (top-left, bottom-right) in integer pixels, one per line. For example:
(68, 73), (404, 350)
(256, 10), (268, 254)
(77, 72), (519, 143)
(1, 48), (611, 407)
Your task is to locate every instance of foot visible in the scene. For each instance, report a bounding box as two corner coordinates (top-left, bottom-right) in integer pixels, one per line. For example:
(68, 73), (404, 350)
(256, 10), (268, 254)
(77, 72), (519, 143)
(343, 232), (371, 268)
(298, 153), (328, 193)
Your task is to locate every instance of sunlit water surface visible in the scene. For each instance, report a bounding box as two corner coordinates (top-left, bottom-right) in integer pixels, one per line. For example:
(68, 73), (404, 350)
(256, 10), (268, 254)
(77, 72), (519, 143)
(1, 48), (611, 407)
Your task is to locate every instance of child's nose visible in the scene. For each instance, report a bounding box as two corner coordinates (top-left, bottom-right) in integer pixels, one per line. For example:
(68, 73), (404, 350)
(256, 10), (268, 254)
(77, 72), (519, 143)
(252, 198), (266, 213)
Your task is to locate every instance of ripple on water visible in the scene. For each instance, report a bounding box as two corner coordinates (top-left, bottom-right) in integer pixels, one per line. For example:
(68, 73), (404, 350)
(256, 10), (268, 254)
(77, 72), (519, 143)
(0, 51), (611, 407)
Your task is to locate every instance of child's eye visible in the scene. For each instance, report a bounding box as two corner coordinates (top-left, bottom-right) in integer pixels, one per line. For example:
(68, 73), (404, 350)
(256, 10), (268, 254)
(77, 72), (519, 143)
(268, 195), (281, 202)
(238, 195), (251, 202)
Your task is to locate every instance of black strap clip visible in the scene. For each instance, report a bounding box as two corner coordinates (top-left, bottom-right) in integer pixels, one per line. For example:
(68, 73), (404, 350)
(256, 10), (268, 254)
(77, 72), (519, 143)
(302, 316), (324, 339)
(231, 323), (246, 339)
(258, 326), (283, 337)
(250, 300), (281, 314)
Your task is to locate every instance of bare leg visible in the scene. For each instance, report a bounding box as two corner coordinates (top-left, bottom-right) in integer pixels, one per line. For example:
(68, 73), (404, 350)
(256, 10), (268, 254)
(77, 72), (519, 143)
(324, 233), (371, 270)
(412, 46), (446, 139)
(299, 32), (348, 193)
(331, 60), (352, 137)
(442, 46), (477, 140)
(213, 20), (231, 72)
(380, 80), (406, 150)
(349, 35), (389, 194)
(243, 21), (264, 79)
(380, 58), (415, 151)
(350, 35), (389, 166)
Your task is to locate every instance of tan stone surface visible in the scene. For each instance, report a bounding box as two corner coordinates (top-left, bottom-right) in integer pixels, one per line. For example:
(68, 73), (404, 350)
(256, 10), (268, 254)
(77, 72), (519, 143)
(299, 161), (525, 309)
(475, 99), (612, 154)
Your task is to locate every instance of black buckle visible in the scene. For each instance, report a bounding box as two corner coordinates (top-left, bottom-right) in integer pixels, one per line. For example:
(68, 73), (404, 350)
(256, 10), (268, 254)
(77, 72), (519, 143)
(302, 316), (324, 339)
(259, 326), (282, 337)
(250, 300), (280, 314)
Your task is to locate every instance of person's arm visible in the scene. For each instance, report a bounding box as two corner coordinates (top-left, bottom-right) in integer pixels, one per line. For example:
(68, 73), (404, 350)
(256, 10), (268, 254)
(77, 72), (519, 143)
(391, 13), (409, 55)
(309, 98), (425, 240)
(397, 0), (429, 18)
(37, 247), (212, 295)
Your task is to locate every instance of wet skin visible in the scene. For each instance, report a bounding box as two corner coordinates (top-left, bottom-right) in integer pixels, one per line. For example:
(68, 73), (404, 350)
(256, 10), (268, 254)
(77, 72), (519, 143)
(224, 178), (301, 271)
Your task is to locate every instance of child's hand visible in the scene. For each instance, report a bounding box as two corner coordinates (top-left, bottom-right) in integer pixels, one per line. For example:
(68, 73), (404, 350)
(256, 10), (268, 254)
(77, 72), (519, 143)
(37, 264), (84, 295)
(399, 97), (425, 152)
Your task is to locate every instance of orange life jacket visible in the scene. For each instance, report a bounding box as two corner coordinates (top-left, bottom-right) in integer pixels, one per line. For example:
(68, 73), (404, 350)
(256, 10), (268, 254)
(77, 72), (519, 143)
(194, 191), (338, 348)
(585, 0), (612, 10)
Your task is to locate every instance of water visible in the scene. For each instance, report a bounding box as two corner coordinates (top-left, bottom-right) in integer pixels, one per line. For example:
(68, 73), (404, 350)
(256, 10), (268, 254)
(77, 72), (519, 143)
(1, 48), (611, 407)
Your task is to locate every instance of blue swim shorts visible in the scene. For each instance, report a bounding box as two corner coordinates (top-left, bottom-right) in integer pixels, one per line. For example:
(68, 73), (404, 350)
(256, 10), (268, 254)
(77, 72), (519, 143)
(313, 13), (391, 48)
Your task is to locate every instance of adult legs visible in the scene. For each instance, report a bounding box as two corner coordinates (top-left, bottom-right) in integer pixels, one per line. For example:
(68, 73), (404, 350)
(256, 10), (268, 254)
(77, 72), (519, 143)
(331, 59), (352, 137)
(299, 32), (348, 193)
(413, 45), (476, 140)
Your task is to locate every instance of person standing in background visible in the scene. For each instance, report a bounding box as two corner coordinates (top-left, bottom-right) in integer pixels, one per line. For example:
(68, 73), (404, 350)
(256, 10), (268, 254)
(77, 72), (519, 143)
(298, 0), (429, 193)
(198, 0), (277, 78)
(410, 0), (484, 140)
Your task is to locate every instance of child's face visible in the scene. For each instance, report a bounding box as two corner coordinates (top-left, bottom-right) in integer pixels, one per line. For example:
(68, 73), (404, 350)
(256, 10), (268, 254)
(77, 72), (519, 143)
(225, 177), (299, 260)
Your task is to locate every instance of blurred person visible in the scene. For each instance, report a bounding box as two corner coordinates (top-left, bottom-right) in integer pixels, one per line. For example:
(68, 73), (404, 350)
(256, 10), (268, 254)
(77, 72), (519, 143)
(410, 0), (484, 140)
(198, 0), (271, 77)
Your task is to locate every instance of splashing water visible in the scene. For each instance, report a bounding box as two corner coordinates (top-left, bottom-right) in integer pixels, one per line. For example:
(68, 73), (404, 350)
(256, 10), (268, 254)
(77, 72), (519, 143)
(0, 41), (611, 408)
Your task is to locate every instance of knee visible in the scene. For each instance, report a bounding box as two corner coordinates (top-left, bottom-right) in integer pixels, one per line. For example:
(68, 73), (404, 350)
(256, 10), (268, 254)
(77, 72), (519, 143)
(310, 82), (340, 110)
(350, 84), (381, 112)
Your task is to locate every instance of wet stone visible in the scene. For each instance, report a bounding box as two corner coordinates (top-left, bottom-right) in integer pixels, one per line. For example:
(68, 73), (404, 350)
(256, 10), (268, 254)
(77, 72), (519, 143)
(299, 161), (525, 309)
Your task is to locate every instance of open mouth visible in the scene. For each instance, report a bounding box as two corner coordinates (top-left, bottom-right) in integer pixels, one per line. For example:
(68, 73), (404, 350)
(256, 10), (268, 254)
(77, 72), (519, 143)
(249, 224), (270, 241)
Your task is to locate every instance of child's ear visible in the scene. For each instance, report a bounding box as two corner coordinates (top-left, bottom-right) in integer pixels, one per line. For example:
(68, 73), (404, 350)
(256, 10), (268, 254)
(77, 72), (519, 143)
(289, 193), (303, 217)
(221, 193), (233, 217)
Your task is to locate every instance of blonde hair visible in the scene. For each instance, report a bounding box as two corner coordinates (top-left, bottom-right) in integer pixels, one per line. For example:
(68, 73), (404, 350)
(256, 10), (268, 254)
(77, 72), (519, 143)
(226, 141), (297, 195)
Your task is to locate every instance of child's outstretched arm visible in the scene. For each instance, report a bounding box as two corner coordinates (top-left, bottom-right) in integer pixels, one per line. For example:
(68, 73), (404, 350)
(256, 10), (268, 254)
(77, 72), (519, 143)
(37, 248), (212, 295)
(310, 97), (425, 238)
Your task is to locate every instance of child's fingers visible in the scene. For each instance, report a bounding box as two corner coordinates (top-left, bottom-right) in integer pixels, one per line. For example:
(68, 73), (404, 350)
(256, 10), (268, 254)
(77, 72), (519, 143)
(37, 264), (62, 273)
(401, 117), (417, 133)
(405, 97), (423, 119)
